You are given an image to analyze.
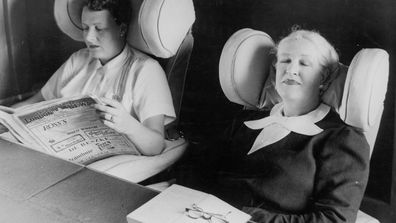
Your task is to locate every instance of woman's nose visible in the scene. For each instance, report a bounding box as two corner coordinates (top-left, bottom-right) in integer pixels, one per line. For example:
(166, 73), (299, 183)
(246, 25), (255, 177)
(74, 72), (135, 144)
(286, 61), (298, 75)
(85, 28), (97, 43)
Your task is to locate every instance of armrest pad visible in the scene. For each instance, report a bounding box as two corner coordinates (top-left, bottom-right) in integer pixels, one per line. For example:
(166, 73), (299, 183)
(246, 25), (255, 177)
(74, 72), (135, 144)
(87, 138), (188, 183)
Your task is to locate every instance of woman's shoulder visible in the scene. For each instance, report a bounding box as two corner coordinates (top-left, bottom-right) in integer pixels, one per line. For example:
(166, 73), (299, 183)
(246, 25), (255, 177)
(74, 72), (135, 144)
(316, 108), (370, 156)
(70, 48), (90, 59)
(318, 108), (352, 130)
(126, 47), (167, 84)
(68, 48), (92, 65)
(128, 45), (160, 65)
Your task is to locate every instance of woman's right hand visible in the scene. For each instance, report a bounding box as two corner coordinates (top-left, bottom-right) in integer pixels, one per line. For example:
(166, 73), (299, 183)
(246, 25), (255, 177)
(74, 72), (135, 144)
(94, 97), (166, 156)
(94, 97), (139, 135)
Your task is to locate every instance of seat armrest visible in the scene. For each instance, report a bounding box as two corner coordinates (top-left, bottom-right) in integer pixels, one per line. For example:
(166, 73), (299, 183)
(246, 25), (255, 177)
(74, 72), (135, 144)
(87, 138), (188, 183)
(356, 210), (380, 223)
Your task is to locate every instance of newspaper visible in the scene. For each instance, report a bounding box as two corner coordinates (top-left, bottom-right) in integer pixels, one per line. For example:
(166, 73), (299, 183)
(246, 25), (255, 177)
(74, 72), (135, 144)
(0, 95), (140, 165)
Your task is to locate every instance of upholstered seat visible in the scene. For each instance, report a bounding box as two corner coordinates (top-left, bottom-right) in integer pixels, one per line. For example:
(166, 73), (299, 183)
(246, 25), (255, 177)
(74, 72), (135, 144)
(54, 0), (195, 183)
(219, 28), (389, 223)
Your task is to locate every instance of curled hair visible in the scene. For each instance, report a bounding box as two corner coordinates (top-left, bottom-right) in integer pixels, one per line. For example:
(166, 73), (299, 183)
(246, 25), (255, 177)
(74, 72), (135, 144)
(86, 0), (131, 26)
(276, 26), (340, 85)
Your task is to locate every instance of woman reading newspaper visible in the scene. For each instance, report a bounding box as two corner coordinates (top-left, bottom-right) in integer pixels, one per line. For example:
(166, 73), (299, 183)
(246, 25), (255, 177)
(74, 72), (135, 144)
(13, 0), (175, 156)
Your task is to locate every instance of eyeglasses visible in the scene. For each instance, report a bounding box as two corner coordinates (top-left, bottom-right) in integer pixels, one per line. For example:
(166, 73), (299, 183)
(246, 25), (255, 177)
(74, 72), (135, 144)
(185, 204), (231, 223)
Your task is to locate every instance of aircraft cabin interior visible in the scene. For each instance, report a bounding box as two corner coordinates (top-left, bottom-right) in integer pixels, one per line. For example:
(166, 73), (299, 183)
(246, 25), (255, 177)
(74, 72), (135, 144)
(0, 0), (394, 223)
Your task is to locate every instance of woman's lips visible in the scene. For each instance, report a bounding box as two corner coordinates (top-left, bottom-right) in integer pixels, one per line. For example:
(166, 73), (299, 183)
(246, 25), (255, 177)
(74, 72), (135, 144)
(88, 45), (100, 49)
(283, 79), (301, 85)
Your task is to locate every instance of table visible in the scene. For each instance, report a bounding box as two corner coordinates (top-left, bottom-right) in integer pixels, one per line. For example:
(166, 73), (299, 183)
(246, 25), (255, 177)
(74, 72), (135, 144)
(0, 139), (158, 223)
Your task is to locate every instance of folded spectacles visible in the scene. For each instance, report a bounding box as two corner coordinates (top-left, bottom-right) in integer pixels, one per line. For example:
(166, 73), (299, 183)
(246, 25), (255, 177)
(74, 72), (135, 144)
(185, 204), (231, 223)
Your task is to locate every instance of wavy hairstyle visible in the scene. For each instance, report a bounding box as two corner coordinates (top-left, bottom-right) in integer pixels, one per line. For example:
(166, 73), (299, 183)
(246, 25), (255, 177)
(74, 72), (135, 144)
(275, 26), (340, 91)
(86, 0), (132, 26)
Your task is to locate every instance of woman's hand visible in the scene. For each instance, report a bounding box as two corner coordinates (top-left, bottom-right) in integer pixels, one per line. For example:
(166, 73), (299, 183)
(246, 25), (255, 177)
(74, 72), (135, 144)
(93, 97), (166, 155)
(94, 97), (138, 135)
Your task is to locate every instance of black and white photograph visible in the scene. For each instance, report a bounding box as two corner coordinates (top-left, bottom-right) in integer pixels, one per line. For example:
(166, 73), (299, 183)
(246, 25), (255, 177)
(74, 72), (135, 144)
(0, 0), (394, 222)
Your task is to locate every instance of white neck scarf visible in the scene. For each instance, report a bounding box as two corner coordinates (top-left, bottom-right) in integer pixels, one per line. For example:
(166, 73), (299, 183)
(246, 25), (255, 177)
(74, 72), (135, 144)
(244, 103), (330, 155)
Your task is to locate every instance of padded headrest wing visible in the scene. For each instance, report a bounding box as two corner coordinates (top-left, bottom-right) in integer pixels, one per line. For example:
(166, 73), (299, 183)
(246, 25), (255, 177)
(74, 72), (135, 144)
(339, 49), (389, 130)
(219, 28), (275, 108)
(128, 0), (195, 58)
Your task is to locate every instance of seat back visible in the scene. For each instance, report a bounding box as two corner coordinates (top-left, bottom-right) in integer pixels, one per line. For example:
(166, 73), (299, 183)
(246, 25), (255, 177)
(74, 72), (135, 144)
(219, 28), (389, 156)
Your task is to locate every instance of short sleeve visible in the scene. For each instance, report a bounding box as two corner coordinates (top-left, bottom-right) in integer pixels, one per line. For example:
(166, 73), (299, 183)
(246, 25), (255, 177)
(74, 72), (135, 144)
(40, 49), (88, 100)
(132, 59), (176, 125)
(41, 60), (70, 100)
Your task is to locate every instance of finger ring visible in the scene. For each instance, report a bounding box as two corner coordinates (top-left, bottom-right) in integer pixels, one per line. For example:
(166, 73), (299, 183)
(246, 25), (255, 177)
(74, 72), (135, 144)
(110, 115), (114, 122)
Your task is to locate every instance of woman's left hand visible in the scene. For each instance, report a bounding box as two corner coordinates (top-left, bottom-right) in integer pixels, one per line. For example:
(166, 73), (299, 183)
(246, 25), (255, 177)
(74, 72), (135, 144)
(93, 97), (138, 134)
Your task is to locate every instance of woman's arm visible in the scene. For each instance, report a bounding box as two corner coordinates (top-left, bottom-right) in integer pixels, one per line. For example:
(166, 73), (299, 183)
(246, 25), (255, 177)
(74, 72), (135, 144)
(242, 127), (370, 223)
(94, 97), (165, 156)
(11, 91), (45, 108)
(127, 114), (166, 155)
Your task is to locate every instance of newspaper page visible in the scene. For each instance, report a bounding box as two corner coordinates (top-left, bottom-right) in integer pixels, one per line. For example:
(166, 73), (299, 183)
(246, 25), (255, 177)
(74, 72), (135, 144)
(7, 95), (140, 164)
(0, 106), (41, 147)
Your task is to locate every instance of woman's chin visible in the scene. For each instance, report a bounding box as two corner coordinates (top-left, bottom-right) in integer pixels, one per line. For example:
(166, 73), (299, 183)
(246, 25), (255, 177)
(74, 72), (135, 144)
(278, 91), (302, 101)
(89, 50), (99, 57)
(90, 52), (108, 63)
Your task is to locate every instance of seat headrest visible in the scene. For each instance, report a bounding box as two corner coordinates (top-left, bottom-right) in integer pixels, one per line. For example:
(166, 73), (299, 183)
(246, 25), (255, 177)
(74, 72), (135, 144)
(219, 28), (275, 109)
(339, 49), (389, 130)
(54, 0), (195, 58)
(219, 28), (389, 131)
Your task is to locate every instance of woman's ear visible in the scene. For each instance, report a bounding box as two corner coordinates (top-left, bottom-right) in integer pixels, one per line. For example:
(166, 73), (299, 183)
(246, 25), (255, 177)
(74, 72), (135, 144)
(271, 54), (277, 69)
(120, 23), (127, 38)
(319, 68), (331, 94)
(321, 69), (328, 83)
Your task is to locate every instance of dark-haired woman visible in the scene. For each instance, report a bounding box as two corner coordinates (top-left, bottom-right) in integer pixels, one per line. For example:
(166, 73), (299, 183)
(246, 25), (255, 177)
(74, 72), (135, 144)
(14, 0), (175, 156)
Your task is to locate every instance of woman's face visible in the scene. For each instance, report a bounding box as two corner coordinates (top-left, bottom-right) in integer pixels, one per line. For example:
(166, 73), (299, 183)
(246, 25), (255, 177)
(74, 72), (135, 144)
(81, 7), (124, 64)
(275, 38), (324, 104)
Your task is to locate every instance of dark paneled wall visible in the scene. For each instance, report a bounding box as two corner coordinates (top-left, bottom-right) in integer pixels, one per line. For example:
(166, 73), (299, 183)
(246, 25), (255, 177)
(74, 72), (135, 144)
(0, 0), (84, 104)
(0, 0), (32, 101)
(25, 0), (84, 87)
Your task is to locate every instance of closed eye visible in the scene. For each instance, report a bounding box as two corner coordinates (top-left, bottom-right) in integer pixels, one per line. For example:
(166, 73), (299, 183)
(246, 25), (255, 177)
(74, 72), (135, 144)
(299, 60), (312, 66)
(300, 61), (309, 66)
(279, 59), (291, 63)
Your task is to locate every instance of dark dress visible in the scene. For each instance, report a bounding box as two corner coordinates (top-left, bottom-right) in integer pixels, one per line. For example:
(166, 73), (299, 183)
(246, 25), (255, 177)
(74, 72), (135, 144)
(203, 108), (370, 223)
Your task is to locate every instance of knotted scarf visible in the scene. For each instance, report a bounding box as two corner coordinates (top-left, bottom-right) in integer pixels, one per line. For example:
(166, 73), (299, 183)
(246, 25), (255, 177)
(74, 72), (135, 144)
(244, 103), (330, 155)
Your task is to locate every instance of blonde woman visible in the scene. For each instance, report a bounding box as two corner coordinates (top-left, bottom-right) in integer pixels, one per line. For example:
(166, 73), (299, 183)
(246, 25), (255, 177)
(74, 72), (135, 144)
(203, 29), (369, 223)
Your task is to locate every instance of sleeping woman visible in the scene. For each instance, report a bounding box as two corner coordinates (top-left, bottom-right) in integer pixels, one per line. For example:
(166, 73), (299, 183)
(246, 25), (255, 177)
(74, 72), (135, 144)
(197, 28), (370, 223)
